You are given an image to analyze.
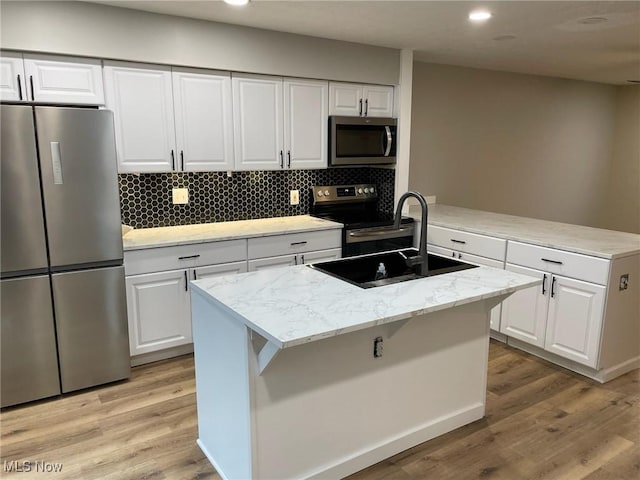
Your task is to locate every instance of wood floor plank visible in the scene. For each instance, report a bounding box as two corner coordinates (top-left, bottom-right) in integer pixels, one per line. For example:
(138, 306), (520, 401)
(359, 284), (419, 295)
(1, 342), (638, 480)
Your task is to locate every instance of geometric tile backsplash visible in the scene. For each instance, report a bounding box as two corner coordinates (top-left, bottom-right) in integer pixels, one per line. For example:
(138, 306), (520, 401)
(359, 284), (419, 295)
(119, 167), (396, 229)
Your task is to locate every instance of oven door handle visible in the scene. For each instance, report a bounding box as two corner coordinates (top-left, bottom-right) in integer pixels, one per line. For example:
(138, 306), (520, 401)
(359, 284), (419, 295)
(346, 226), (414, 244)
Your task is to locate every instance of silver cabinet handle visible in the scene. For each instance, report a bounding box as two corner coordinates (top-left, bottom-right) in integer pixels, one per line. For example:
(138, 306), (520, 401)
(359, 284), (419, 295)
(384, 126), (392, 156)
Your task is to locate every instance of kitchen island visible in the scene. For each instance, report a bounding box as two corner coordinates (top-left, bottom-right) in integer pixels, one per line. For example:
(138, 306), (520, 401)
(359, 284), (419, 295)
(190, 258), (539, 479)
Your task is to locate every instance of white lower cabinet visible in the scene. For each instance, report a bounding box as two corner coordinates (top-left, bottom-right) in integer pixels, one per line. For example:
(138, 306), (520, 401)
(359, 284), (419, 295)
(247, 248), (342, 272)
(193, 261), (247, 280)
(126, 269), (192, 356)
(429, 244), (504, 330)
(544, 276), (605, 367)
(247, 230), (342, 271)
(500, 265), (549, 347)
(501, 241), (608, 368)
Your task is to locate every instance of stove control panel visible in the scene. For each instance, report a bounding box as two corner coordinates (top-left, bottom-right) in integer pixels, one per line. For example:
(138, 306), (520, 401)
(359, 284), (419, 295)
(312, 184), (377, 204)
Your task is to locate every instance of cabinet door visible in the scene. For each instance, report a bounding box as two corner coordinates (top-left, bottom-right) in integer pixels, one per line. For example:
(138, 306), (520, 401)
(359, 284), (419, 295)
(545, 276), (605, 368)
(125, 270), (191, 356)
(104, 63), (176, 173)
(193, 261), (248, 280)
(173, 69), (234, 172)
(284, 78), (328, 169)
(248, 255), (297, 271)
(300, 248), (342, 265)
(0, 53), (26, 102)
(500, 264), (548, 348)
(23, 55), (104, 105)
(232, 74), (283, 171)
(329, 82), (364, 116)
(363, 85), (394, 117)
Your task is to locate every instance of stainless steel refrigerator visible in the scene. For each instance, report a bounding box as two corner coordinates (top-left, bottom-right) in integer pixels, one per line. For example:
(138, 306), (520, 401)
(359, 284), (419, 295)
(1, 105), (130, 408)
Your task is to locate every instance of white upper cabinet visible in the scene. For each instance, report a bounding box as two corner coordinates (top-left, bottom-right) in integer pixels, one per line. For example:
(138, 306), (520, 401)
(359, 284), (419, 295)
(1, 53), (104, 104)
(104, 62), (176, 173)
(172, 68), (234, 172)
(105, 62), (235, 173)
(232, 74), (284, 171)
(329, 82), (393, 117)
(284, 78), (328, 170)
(0, 52), (26, 102)
(233, 74), (328, 171)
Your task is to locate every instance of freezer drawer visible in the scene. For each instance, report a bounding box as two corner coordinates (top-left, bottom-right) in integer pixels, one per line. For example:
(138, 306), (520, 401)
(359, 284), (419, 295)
(36, 107), (123, 269)
(1, 276), (61, 407)
(52, 266), (130, 392)
(0, 105), (48, 276)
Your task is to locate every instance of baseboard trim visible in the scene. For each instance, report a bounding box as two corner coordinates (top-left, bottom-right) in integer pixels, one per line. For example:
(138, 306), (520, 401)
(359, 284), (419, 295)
(130, 344), (194, 367)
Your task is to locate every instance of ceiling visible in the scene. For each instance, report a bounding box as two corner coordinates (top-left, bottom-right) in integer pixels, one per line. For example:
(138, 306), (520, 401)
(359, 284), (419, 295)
(90, 1), (640, 85)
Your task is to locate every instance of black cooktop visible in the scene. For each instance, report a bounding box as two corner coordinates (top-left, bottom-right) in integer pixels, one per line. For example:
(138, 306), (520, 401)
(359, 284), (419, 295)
(312, 210), (414, 229)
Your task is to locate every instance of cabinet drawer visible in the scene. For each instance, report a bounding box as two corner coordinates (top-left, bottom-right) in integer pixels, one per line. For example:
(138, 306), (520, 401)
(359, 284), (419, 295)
(248, 229), (341, 259)
(427, 225), (506, 261)
(506, 241), (609, 285)
(124, 239), (247, 275)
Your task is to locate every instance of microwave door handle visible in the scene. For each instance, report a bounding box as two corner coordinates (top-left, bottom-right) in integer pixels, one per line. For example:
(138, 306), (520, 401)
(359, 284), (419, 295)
(384, 126), (393, 156)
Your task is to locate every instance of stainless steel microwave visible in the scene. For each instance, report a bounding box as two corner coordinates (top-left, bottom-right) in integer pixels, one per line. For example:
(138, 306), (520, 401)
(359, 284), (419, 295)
(329, 116), (397, 166)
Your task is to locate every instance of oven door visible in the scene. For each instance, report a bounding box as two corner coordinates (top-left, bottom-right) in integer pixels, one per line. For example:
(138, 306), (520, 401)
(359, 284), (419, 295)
(343, 224), (414, 257)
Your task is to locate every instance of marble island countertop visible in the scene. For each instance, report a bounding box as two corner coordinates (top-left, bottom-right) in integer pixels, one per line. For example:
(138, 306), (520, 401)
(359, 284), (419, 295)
(122, 215), (342, 251)
(412, 204), (640, 259)
(191, 261), (539, 349)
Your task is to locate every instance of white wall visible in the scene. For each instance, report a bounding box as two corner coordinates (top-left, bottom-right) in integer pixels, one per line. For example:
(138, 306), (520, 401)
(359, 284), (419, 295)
(0, 1), (399, 85)
(601, 86), (640, 233)
(408, 62), (637, 232)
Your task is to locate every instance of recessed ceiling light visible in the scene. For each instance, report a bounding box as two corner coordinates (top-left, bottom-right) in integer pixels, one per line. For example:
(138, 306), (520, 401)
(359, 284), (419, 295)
(469, 10), (492, 22)
(224, 0), (249, 5)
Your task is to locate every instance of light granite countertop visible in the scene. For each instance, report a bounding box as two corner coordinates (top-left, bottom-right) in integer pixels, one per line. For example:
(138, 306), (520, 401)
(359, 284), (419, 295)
(411, 204), (640, 260)
(122, 215), (343, 251)
(191, 261), (539, 349)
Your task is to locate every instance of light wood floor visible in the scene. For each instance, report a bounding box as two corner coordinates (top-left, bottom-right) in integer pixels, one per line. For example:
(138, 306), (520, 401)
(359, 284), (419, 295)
(1, 340), (638, 479)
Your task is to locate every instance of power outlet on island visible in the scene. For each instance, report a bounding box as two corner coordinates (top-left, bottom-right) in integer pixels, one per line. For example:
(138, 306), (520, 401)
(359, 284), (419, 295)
(290, 189), (300, 206)
(172, 188), (189, 205)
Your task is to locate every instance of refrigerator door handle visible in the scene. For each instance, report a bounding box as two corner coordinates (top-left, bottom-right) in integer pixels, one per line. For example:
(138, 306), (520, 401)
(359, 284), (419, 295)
(50, 142), (64, 185)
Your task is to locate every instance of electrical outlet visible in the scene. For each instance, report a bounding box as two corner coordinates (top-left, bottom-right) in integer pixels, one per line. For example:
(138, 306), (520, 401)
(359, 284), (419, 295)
(290, 189), (300, 206)
(620, 274), (629, 291)
(172, 188), (189, 205)
(426, 195), (437, 204)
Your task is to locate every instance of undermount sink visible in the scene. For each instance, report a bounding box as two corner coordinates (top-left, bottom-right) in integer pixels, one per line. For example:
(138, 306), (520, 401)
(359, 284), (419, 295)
(309, 248), (478, 289)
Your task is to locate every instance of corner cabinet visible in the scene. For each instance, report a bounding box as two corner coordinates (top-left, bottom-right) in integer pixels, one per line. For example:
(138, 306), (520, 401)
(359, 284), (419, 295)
(329, 82), (394, 117)
(104, 62), (234, 173)
(501, 241), (609, 368)
(427, 225), (507, 332)
(232, 74), (328, 171)
(124, 240), (247, 363)
(1, 52), (104, 104)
